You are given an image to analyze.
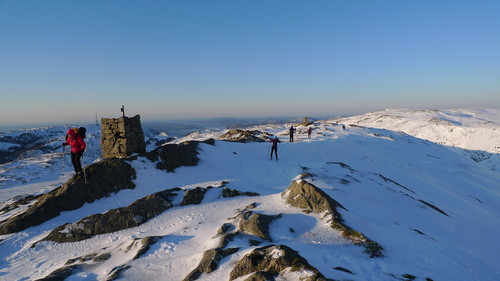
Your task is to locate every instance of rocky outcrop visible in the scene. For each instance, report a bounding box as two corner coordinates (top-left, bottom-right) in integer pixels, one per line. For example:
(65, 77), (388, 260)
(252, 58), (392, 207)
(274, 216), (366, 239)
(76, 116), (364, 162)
(180, 186), (208, 206)
(146, 139), (214, 172)
(219, 129), (271, 143)
(221, 188), (259, 198)
(42, 183), (255, 243)
(100, 115), (146, 159)
(0, 158), (136, 235)
(282, 180), (384, 258)
(229, 244), (331, 281)
(42, 189), (178, 242)
(238, 212), (281, 241)
(38, 236), (162, 281)
(183, 247), (240, 281)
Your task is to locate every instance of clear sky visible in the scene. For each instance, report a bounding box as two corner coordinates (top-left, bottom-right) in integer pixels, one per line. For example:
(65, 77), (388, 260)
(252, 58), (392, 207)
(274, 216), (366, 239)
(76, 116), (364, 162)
(1, 0), (499, 126)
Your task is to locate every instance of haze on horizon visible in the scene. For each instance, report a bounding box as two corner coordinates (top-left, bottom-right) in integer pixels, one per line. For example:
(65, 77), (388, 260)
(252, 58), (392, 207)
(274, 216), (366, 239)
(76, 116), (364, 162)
(1, 0), (499, 127)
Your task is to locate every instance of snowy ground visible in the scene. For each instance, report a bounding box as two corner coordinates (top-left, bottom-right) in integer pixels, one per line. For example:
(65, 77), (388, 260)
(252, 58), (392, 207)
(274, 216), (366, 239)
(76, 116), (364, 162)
(0, 108), (499, 281)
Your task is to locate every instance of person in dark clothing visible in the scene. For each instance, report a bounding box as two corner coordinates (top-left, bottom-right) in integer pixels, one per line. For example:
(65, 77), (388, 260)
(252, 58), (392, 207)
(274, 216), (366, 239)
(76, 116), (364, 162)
(63, 128), (86, 175)
(307, 127), (312, 139)
(269, 136), (281, 160)
(289, 125), (296, 142)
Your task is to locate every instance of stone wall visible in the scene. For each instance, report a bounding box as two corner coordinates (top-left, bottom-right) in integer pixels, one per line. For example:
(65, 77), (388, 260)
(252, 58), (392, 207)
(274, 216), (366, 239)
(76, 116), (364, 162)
(101, 115), (146, 158)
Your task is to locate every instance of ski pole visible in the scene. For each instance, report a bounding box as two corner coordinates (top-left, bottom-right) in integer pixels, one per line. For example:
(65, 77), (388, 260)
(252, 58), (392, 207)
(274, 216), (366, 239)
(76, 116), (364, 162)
(61, 145), (65, 176)
(81, 152), (87, 184)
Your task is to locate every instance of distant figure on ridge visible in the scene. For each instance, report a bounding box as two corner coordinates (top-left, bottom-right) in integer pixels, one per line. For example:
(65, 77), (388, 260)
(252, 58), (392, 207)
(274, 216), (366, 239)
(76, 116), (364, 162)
(289, 125), (296, 142)
(269, 135), (281, 160)
(307, 127), (312, 139)
(63, 127), (86, 176)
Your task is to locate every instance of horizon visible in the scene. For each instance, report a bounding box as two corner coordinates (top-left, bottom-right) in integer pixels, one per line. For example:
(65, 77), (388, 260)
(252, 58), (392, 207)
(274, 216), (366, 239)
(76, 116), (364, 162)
(1, 0), (499, 126)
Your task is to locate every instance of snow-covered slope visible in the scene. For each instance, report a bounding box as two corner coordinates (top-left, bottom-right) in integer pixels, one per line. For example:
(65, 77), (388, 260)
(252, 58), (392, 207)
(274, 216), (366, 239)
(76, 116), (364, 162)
(0, 109), (499, 281)
(337, 108), (500, 172)
(339, 108), (500, 152)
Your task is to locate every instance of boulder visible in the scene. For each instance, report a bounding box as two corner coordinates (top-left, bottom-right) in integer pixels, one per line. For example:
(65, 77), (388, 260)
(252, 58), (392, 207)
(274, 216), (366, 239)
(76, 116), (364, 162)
(229, 244), (330, 281)
(146, 140), (214, 172)
(219, 129), (271, 143)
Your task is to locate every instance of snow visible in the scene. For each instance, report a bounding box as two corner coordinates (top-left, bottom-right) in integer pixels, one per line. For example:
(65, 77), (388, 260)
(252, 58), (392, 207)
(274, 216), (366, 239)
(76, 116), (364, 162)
(0, 108), (499, 281)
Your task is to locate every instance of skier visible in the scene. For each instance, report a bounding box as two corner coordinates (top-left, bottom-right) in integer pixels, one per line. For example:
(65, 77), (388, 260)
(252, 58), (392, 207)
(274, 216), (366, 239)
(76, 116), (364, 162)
(307, 127), (312, 139)
(63, 128), (86, 176)
(289, 125), (296, 142)
(269, 136), (281, 160)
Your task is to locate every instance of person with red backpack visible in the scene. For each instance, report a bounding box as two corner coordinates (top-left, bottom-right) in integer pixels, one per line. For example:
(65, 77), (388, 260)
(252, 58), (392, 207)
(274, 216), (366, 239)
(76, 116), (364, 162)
(63, 128), (86, 176)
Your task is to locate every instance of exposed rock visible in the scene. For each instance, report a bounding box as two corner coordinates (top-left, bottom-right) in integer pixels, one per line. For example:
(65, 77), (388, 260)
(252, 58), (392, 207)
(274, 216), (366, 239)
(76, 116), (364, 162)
(418, 200), (449, 216)
(180, 186), (207, 206)
(229, 244), (330, 281)
(106, 264), (131, 281)
(238, 212), (281, 241)
(221, 188), (260, 198)
(146, 140), (214, 172)
(0, 194), (41, 215)
(219, 129), (271, 143)
(0, 158), (136, 235)
(282, 180), (384, 258)
(42, 190), (177, 242)
(35, 265), (78, 281)
(183, 247), (240, 281)
(282, 180), (346, 219)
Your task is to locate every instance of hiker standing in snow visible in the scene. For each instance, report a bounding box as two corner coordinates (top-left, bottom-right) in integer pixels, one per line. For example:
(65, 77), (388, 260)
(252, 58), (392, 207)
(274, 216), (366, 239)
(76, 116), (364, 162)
(63, 128), (86, 176)
(307, 127), (312, 139)
(269, 136), (281, 160)
(289, 125), (296, 142)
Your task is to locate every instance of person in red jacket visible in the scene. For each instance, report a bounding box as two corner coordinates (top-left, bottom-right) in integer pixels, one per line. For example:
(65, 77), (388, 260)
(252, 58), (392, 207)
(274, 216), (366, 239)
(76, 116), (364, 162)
(63, 128), (86, 175)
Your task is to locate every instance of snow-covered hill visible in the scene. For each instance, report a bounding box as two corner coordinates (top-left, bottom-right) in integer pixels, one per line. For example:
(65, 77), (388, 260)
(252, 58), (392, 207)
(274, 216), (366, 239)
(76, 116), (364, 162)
(337, 108), (500, 172)
(0, 108), (499, 281)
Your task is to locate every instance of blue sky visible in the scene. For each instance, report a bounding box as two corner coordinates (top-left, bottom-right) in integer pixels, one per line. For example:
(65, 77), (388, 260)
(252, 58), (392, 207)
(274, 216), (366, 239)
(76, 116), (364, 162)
(1, 0), (499, 126)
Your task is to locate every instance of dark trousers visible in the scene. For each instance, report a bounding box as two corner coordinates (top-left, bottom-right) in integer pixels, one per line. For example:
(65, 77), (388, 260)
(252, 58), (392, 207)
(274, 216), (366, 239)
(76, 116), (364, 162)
(289, 134), (294, 142)
(270, 147), (278, 159)
(71, 151), (84, 173)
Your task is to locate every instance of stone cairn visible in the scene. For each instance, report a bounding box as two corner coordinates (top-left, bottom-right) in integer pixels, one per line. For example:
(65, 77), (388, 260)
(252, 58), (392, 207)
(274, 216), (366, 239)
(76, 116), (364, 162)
(100, 115), (146, 158)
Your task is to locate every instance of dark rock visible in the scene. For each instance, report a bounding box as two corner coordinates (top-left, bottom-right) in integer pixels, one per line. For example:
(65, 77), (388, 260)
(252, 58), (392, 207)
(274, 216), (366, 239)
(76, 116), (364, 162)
(181, 187), (207, 206)
(183, 247), (240, 281)
(334, 266), (353, 274)
(229, 244), (330, 281)
(238, 212), (281, 241)
(418, 200), (449, 216)
(219, 129), (271, 143)
(35, 265), (78, 281)
(147, 141), (203, 172)
(0, 194), (41, 215)
(42, 190), (177, 242)
(0, 158), (136, 235)
(282, 180), (384, 258)
(221, 188), (260, 198)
